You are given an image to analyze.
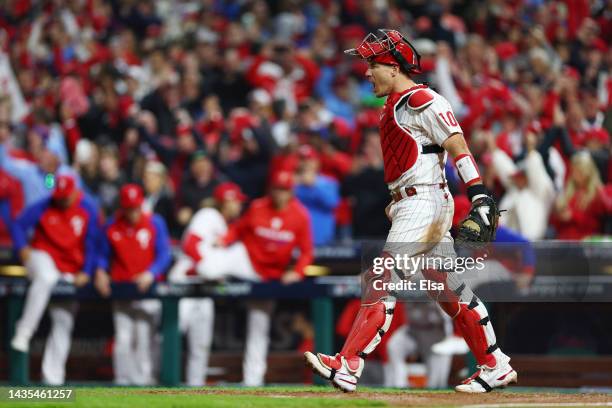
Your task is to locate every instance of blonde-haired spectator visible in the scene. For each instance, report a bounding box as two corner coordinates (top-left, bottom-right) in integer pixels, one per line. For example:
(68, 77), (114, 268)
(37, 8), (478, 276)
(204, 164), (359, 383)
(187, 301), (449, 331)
(142, 159), (179, 239)
(552, 152), (608, 240)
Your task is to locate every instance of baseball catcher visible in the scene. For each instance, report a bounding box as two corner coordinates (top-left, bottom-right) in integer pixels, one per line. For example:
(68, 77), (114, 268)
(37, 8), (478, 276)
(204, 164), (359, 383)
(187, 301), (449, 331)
(304, 29), (517, 394)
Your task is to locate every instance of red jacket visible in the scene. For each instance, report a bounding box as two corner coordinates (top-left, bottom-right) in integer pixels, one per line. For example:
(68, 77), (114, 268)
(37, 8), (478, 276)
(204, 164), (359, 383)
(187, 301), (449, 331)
(551, 187), (609, 240)
(224, 197), (313, 280)
(101, 213), (171, 282)
(15, 193), (99, 274)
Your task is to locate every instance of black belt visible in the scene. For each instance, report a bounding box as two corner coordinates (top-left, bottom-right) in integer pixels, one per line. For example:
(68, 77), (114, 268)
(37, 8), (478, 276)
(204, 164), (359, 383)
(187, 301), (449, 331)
(422, 144), (444, 154)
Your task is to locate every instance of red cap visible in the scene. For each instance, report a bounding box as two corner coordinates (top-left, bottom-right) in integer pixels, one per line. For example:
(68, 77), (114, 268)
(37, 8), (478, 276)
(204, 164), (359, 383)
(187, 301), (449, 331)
(52, 175), (77, 200)
(120, 184), (144, 209)
(525, 120), (542, 135)
(298, 144), (319, 161)
(270, 171), (294, 189)
(213, 182), (247, 202)
(176, 124), (192, 137)
(591, 37), (607, 52)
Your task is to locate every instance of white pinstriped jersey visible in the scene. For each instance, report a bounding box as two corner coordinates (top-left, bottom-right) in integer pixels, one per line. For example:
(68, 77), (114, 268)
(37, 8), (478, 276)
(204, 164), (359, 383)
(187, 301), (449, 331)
(185, 208), (227, 254)
(386, 87), (463, 191)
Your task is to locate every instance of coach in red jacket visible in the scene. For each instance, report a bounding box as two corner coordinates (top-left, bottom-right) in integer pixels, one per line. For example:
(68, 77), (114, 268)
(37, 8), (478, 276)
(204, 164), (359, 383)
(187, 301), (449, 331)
(221, 171), (313, 386)
(96, 184), (171, 385)
(223, 171), (313, 282)
(10, 175), (99, 385)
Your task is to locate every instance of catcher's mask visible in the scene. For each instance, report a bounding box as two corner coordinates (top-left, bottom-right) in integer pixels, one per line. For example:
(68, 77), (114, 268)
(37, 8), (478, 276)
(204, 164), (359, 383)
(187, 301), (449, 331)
(344, 29), (421, 74)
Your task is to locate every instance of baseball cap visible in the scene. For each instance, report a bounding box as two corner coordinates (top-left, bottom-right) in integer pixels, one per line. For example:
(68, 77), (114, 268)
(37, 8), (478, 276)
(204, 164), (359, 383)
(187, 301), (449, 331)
(298, 144), (319, 161)
(270, 171), (294, 190)
(525, 121), (542, 135)
(52, 175), (77, 200)
(120, 184), (144, 209)
(213, 182), (247, 202)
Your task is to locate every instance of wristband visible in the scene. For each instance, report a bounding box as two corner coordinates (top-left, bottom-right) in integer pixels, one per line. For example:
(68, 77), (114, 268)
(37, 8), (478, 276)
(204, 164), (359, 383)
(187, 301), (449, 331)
(467, 184), (488, 202)
(455, 154), (482, 186)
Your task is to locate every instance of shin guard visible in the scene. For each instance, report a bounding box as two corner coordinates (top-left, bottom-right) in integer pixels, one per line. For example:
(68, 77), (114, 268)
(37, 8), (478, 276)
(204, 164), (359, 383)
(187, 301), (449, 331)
(455, 296), (498, 368)
(338, 298), (396, 376)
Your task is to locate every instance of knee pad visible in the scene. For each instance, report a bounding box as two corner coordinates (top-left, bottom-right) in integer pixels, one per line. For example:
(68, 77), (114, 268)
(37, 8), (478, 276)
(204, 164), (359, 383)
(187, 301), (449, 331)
(363, 252), (399, 304)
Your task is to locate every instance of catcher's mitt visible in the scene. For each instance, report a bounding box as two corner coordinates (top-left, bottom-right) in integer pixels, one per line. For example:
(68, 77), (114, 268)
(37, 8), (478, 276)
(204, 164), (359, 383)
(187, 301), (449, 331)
(455, 195), (500, 244)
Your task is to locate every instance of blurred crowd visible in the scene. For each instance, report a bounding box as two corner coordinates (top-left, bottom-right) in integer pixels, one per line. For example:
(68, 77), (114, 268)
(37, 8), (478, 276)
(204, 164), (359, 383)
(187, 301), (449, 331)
(0, 0), (611, 245)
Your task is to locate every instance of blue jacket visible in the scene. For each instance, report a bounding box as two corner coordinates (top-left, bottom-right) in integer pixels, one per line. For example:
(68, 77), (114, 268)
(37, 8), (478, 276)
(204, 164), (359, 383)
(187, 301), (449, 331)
(295, 175), (340, 246)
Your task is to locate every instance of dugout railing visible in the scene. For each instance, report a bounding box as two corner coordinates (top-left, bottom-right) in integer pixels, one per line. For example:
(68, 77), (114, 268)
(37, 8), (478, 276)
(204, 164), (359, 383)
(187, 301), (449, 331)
(2, 240), (612, 386)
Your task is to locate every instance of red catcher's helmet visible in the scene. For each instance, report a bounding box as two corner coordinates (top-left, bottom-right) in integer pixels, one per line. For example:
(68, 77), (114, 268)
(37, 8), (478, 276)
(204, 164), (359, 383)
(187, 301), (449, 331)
(344, 29), (421, 74)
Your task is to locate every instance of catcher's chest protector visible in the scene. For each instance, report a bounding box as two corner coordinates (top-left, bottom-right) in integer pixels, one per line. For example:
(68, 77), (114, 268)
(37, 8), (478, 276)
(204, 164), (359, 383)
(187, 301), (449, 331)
(380, 85), (433, 183)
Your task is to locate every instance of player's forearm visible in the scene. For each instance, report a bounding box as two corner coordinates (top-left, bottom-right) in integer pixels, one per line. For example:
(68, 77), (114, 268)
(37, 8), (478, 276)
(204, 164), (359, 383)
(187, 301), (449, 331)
(295, 237), (314, 275)
(442, 133), (475, 170)
(443, 133), (488, 201)
(150, 249), (172, 277)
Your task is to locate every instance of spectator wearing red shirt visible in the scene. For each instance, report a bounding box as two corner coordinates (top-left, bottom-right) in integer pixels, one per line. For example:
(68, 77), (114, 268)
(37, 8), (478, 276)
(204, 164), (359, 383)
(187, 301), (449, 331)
(247, 39), (320, 114)
(552, 151), (608, 239)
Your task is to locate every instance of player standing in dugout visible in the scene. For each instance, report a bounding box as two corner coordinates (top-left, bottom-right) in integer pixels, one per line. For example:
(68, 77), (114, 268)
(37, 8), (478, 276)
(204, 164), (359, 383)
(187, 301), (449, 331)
(304, 29), (517, 394)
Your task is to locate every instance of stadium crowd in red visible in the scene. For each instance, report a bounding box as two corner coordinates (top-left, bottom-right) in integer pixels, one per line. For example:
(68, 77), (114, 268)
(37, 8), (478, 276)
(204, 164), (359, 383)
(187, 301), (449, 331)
(0, 0), (610, 245)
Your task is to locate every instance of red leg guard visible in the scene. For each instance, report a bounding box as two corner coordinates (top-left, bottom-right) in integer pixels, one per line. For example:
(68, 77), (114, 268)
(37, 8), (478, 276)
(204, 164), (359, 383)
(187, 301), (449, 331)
(455, 303), (496, 367)
(338, 299), (395, 373)
(453, 319), (461, 336)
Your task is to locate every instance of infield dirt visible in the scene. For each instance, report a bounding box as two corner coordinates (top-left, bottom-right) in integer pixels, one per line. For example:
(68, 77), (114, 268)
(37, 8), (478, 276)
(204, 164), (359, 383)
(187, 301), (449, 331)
(135, 388), (612, 407)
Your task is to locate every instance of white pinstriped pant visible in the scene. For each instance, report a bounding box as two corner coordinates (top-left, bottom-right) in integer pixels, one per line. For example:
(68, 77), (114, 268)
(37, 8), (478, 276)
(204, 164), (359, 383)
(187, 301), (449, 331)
(168, 246), (270, 387)
(385, 184), (455, 256)
(14, 249), (78, 385)
(112, 300), (161, 385)
(382, 184), (505, 369)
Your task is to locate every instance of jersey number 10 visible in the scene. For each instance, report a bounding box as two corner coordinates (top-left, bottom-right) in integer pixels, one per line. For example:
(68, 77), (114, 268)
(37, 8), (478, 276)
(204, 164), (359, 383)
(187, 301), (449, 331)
(438, 111), (458, 127)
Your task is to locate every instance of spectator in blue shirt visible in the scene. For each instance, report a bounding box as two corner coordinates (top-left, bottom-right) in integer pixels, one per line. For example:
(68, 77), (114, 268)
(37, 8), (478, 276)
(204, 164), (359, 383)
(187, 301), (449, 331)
(315, 66), (356, 128)
(0, 129), (79, 207)
(294, 145), (340, 246)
